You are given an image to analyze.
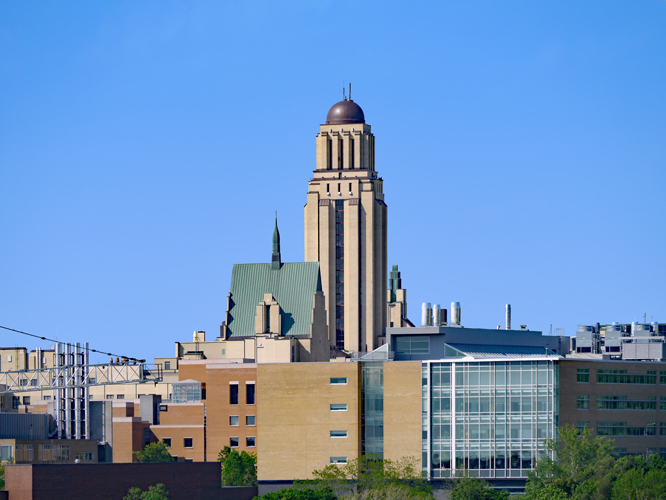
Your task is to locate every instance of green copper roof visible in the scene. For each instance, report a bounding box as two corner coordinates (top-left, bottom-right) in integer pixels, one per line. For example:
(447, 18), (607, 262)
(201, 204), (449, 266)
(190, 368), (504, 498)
(226, 262), (322, 339)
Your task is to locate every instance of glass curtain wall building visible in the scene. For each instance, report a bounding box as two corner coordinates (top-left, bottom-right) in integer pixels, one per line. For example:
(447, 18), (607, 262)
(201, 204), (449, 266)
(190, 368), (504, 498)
(422, 358), (559, 479)
(362, 361), (384, 457)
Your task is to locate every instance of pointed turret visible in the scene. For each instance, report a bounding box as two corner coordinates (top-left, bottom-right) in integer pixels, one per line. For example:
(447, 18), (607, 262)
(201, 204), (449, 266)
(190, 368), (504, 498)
(271, 214), (281, 270)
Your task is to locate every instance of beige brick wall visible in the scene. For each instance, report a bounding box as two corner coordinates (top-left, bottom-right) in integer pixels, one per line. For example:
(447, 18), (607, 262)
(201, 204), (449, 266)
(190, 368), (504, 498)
(257, 362), (361, 481)
(383, 362), (422, 463)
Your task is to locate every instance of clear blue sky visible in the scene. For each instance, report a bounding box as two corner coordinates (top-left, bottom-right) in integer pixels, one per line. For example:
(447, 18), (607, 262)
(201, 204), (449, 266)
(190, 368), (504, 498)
(1, 1), (664, 363)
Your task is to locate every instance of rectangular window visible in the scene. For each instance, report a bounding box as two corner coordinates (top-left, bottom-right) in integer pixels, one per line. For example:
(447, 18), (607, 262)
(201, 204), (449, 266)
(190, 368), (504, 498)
(597, 369), (657, 384)
(577, 395), (590, 410)
(246, 415), (256, 426)
(22, 396), (30, 405)
(230, 384), (239, 405)
(117, 394), (125, 400)
(577, 422), (589, 432)
(143, 428), (151, 446)
(597, 396), (657, 410)
(661, 423), (666, 436)
(330, 430), (348, 438)
(162, 438), (171, 447)
(246, 437), (256, 447)
(106, 395), (114, 400)
(0, 445), (13, 462)
(661, 371), (666, 384)
(230, 437), (239, 448)
(661, 397), (666, 410)
(43, 396), (51, 401)
(330, 456), (347, 464)
(57, 445), (70, 461)
(395, 336), (430, 355)
(330, 404), (348, 411)
(330, 377), (348, 385)
(164, 361), (171, 370)
(230, 416), (239, 426)
(247, 384), (256, 405)
(184, 438), (193, 448)
(598, 422), (659, 436)
(577, 368), (590, 383)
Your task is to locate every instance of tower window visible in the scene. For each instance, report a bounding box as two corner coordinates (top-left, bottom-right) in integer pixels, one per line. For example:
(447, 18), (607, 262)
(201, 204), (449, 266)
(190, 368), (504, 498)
(327, 139), (332, 170)
(334, 200), (345, 348)
(337, 183), (341, 193)
(327, 183), (330, 193)
(349, 183), (352, 193)
(350, 136), (355, 169)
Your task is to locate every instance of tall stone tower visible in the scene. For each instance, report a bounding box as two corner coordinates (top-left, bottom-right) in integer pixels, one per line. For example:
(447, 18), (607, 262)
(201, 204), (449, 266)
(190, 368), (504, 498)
(304, 95), (387, 353)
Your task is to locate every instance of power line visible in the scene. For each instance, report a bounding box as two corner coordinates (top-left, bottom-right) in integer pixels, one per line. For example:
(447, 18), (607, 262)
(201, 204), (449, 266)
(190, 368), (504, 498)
(0, 325), (146, 364)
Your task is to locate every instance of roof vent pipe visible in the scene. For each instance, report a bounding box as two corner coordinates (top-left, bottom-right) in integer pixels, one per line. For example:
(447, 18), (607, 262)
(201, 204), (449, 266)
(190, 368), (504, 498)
(433, 304), (440, 326)
(505, 304), (511, 330)
(421, 303), (432, 327)
(451, 302), (461, 326)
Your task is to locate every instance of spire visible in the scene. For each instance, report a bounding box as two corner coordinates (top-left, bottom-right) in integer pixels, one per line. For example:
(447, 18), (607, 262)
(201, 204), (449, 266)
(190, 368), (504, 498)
(271, 212), (281, 270)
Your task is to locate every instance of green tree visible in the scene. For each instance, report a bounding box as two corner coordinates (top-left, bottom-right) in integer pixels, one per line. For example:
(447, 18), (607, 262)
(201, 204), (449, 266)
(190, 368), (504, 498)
(0, 458), (14, 490)
(123, 483), (169, 500)
(133, 441), (175, 463)
(305, 455), (431, 498)
(524, 426), (615, 500)
(525, 427), (616, 500)
(255, 487), (336, 500)
(218, 446), (258, 486)
(450, 475), (509, 500)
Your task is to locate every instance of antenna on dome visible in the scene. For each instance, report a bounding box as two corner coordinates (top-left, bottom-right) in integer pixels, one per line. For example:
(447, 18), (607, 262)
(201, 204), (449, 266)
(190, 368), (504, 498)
(342, 80), (346, 100)
(349, 83), (352, 100)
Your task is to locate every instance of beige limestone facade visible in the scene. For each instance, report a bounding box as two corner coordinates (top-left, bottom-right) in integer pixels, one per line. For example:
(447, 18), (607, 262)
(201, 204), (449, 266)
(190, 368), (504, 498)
(383, 361), (421, 462)
(304, 111), (388, 354)
(257, 362), (362, 481)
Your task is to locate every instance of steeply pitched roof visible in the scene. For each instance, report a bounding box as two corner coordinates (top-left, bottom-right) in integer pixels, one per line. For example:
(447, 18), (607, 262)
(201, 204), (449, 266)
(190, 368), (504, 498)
(226, 262), (322, 339)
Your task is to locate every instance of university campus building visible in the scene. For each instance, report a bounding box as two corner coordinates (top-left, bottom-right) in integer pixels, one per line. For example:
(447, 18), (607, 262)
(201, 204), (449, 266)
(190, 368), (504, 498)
(2, 96), (666, 491)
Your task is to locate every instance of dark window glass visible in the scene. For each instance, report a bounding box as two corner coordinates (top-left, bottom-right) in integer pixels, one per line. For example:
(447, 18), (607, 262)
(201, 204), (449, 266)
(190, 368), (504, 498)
(247, 384), (255, 405)
(184, 438), (193, 448)
(230, 384), (239, 405)
(230, 437), (239, 448)
(162, 438), (171, 447)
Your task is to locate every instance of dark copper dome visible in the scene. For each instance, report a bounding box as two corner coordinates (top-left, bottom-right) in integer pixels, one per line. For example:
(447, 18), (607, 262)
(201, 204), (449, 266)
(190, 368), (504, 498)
(325, 99), (365, 125)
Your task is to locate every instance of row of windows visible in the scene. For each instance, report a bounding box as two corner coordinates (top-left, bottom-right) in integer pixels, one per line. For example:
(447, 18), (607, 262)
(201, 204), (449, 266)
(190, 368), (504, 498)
(578, 368), (660, 385)
(430, 450), (541, 471)
(438, 395), (552, 414)
(395, 337), (430, 355)
(597, 422), (657, 436)
(229, 383), (255, 405)
(437, 369), (552, 388)
(326, 184), (353, 195)
(433, 423), (551, 440)
(578, 395), (661, 411)
(230, 415), (255, 426)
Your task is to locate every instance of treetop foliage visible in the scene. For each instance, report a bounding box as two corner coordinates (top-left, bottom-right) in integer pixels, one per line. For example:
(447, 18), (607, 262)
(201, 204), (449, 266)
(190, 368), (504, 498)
(525, 425), (666, 500)
(218, 445), (258, 486)
(123, 483), (169, 500)
(133, 441), (175, 463)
